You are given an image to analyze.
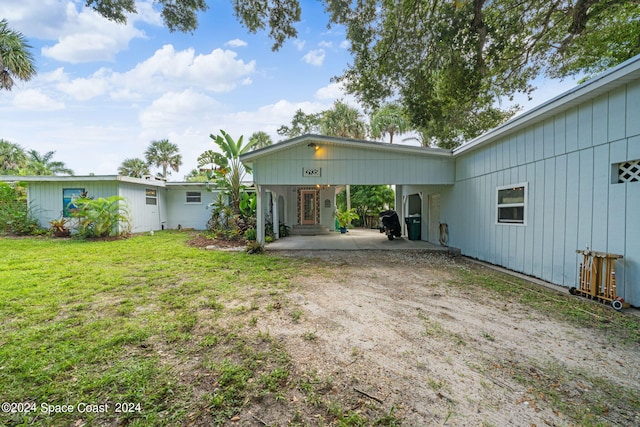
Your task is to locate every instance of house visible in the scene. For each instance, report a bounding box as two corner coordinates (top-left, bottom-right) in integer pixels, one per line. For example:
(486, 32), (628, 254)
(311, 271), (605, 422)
(0, 175), (219, 233)
(241, 54), (640, 307)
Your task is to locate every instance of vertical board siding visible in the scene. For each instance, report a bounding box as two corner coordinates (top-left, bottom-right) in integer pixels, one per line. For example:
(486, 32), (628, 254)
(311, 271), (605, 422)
(552, 155), (567, 285)
(563, 152), (581, 285)
(592, 95), (609, 146)
(554, 115), (566, 156)
(119, 183), (162, 232)
(542, 158), (556, 282)
(254, 144), (454, 185)
(28, 181), (118, 227)
(565, 108), (579, 152)
(577, 149), (594, 250)
(591, 144), (610, 250)
(451, 80), (639, 305)
(627, 79), (640, 137)
(625, 182), (640, 304)
(608, 86), (626, 142)
(578, 102), (593, 149)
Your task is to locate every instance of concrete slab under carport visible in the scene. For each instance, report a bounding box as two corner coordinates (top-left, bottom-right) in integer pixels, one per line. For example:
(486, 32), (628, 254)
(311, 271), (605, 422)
(265, 228), (450, 251)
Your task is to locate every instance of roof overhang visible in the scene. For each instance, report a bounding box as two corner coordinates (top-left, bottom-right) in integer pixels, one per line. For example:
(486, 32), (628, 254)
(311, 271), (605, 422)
(0, 175), (168, 187)
(240, 134), (452, 169)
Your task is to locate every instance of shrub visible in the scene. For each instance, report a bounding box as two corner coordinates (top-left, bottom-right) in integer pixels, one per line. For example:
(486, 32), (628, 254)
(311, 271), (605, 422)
(71, 196), (131, 238)
(245, 240), (264, 254)
(244, 228), (257, 241)
(0, 182), (42, 235)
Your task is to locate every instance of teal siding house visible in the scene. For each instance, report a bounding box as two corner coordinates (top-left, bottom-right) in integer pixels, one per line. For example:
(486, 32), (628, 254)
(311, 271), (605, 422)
(0, 175), (219, 233)
(242, 55), (640, 306)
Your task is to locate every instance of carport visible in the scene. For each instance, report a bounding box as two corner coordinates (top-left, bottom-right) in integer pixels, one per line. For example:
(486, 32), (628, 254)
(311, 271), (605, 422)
(240, 134), (455, 246)
(265, 228), (450, 251)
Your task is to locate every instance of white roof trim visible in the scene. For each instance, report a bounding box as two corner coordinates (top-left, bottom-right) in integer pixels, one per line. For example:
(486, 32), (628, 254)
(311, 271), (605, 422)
(241, 134), (452, 166)
(0, 175), (168, 187)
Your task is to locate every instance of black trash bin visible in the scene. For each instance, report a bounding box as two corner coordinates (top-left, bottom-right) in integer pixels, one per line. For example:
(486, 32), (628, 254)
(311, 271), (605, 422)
(405, 216), (421, 240)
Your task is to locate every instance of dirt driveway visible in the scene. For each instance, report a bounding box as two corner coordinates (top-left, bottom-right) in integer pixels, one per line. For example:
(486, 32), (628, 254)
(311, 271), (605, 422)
(253, 250), (640, 426)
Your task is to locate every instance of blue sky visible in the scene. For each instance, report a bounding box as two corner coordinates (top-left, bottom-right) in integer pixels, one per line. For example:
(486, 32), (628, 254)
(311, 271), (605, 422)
(1, 0), (580, 178)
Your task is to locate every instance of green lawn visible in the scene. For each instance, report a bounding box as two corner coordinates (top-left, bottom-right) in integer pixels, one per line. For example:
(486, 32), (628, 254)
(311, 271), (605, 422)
(0, 232), (304, 426)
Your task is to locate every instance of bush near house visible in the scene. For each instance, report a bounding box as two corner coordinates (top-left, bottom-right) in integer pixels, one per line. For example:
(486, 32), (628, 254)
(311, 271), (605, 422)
(0, 181), (41, 235)
(70, 195), (132, 238)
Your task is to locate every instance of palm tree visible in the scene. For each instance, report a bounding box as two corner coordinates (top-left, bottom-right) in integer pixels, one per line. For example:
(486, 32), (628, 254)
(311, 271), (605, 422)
(248, 131), (273, 150)
(144, 139), (182, 178)
(0, 139), (28, 173)
(26, 150), (74, 176)
(0, 19), (37, 91)
(118, 158), (150, 178)
(370, 104), (412, 144)
(320, 100), (367, 139)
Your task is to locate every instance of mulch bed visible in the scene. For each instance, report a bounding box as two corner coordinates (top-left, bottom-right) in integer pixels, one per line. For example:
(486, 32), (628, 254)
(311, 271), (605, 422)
(186, 234), (247, 249)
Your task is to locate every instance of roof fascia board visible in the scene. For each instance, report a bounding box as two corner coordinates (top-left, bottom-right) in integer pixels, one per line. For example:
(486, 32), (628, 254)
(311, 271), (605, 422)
(241, 134), (452, 164)
(0, 175), (167, 187)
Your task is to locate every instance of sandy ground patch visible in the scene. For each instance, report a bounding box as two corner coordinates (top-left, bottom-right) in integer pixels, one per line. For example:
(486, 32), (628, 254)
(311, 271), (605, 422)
(254, 250), (639, 426)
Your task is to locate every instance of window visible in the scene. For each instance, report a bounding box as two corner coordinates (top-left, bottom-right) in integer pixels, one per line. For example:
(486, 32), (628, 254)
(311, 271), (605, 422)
(145, 188), (157, 205)
(497, 183), (527, 225)
(617, 159), (640, 183)
(62, 188), (85, 217)
(186, 191), (201, 203)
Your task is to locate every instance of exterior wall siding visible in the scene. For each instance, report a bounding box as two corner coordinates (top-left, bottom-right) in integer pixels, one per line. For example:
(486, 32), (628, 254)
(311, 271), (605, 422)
(252, 144), (455, 185)
(165, 187), (218, 230)
(118, 182), (165, 232)
(448, 82), (640, 305)
(27, 181), (118, 228)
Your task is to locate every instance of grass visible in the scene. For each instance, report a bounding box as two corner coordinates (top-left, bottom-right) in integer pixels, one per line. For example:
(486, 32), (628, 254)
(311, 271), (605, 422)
(0, 232), (300, 426)
(454, 265), (640, 344)
(0, 232), (403, 426)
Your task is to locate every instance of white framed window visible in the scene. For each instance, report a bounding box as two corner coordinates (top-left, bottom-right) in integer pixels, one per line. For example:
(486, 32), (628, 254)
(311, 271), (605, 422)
(186, 191), (201, 204)
(496, 183), (527, 225)
(145, 188), (157, 205)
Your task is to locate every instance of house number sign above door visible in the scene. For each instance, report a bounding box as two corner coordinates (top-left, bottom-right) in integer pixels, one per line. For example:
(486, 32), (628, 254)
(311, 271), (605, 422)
(303, 167), (321, 177)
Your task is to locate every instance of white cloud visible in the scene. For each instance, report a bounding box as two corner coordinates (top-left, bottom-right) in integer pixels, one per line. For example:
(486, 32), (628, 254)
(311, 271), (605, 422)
(139, 89), (222, 132)
(318, 41), (333, 49)
(35, 44), (256, 102)
(302, 49), (326, 67)
(293, 40), (306, 51)
(340, 40), (350, 49)
(0, 0), (160, 63)
(315, 81), (347, 100)
(13, 89), (65, 111)
(119, 45), (256, 95)
(225, 39), (248, 48)
(56, 71), (110, 100)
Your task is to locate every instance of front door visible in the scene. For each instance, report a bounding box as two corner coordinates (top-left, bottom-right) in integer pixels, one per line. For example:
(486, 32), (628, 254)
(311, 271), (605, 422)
(301, 190), (316, 225)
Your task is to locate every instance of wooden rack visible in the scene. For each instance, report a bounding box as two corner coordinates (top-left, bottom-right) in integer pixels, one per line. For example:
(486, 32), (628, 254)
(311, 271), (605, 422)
(573, 250), (626, 310)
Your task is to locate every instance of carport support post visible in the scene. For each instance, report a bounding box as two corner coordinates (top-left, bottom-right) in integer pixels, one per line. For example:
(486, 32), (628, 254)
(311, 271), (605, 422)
(256, 184), (265, 244)
(272, 191), (279, 240)
(396, 185), (404, 236)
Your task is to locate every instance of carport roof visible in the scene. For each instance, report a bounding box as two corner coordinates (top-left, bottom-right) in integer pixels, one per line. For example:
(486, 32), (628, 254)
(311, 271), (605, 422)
(240, 134), (452, 168)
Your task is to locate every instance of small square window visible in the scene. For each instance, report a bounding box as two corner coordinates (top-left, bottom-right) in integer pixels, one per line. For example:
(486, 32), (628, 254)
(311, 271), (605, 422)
(617, 160), (640, 183)
(186, 191), (201, 203)
(497, 183), (527, 225)
(146, 188), (157, 205)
